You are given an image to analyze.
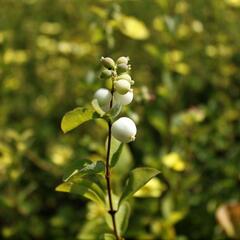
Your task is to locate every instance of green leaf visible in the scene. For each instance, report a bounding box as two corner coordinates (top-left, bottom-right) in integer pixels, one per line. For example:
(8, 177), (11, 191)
(64, 160), (105, 182)
(112, 144), (133, 180)
(107, 104), (122, 119)
(116, 201), (131, 235)
(100, 233), (116, 240)
(91, 99), (106, 116)
(109, 137), (124, 168)
(78, 218), (108, 240)
(55, 178), (105, 206)
(81, 160), (105, 174)
(105, 195), (130, 235)
(63, 159), (92, 180)
(66, 171), (106, 193)
(119, 167), (160, 206)
(117, 15), (150, 40)
(61, 106), (100, 133)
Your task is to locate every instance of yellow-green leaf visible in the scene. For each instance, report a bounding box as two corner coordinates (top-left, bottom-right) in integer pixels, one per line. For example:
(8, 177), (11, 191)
(117, 15), (150, 40)
(162, 152), (186, 172)
(116, 201), (131, 235)
(61, 107), (100, 133)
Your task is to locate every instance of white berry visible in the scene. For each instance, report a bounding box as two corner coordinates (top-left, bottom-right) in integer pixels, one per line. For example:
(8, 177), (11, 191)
(94, 88), (112, 106)
(113, 91), (133, 105)
(112, 117), (137, 143)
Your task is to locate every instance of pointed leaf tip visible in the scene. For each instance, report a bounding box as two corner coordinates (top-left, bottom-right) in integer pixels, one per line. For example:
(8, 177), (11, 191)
(119, 167), (160, 205)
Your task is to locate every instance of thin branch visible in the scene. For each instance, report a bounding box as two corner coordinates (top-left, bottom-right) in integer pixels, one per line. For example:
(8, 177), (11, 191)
(105, 121), (120, 240)
(104, 72), (120, 240)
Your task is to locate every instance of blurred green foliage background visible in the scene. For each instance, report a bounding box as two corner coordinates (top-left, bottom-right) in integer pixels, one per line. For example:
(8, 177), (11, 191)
(0, 0), (240, 239)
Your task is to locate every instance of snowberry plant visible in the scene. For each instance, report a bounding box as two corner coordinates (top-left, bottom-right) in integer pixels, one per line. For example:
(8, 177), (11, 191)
(56, 56), (160, 240)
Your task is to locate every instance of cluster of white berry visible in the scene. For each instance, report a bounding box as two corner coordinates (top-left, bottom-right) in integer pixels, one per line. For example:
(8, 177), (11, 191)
(93, 56), (137, 143)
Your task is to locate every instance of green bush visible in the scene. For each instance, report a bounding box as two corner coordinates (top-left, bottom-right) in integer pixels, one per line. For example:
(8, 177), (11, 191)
(0, 0), (240, 239)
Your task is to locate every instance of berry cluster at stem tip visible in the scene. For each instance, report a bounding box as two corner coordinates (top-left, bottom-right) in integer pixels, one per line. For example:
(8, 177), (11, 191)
(93, 56), (137, 143)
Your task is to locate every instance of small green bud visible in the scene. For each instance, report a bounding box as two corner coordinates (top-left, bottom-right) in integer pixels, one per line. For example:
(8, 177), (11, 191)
(100, 57), (115, 69)
(100, 69), (112, 79)
(114, 79), (131, 94)
(117, 73), (134, 85)
(117, 63), (129, 73)
(117, 73), (131, 81)
(116, 56), (129, 65)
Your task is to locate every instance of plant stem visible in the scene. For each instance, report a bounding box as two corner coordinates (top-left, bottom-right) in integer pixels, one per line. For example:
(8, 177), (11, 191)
(105, 121), (120, 240)
(105, 72), (120, 240)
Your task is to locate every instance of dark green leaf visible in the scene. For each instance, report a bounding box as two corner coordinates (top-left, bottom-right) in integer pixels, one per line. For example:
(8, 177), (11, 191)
(64, 160), (105, 182)
(119, 167), (160, 206)
(63, 159), (92, 180)
(55, 178), (105, 206)
(61, 106), (100, 133)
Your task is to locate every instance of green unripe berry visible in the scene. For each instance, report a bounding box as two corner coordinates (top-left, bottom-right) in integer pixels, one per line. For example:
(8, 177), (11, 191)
(117, 73), (134, 85)
(100, 57), (115, 69)
(117, 63), (129, 73)
(116, 56), (129, 65)
(100, 69), (112, 79)
(117, 73), (131, 81)
(114, 79), (131, 95)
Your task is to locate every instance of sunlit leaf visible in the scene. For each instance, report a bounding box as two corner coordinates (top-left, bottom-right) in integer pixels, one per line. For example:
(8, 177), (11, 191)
(61, 107), (100, 133)
(100, 233), (116, 240)
(226, 0), (240, 7)
(119, 167), (160, 205)
(117, 15), (149, 40)
(162, 152), (186, 172)
(134, 178), (166, 198)
(167, 211), (187, 225)
(92, 99), (106, 116)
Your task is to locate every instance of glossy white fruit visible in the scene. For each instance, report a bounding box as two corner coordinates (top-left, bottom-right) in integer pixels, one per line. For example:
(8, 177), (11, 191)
(113, 91), (133, 105)
(94, 88), (112, 106)
(112, 117), (137, 143)
(114, 79), (131, 94)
